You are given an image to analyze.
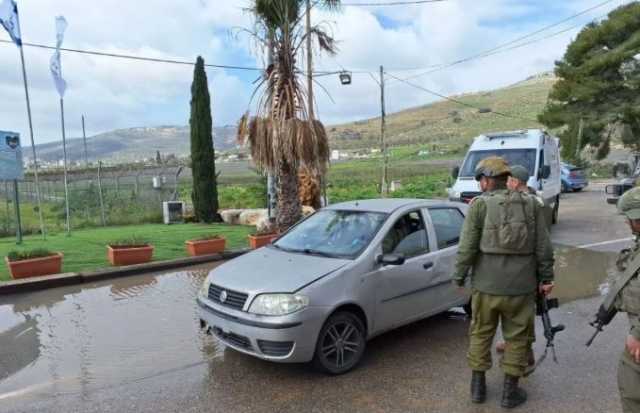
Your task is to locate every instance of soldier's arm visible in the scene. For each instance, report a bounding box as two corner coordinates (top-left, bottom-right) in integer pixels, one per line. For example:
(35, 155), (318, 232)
(453, 198), (485, 286)
(535, 202), (555, 283)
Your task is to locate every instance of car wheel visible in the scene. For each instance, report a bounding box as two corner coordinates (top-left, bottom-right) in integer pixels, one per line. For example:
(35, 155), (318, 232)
(313, 311), (366, 375)
(552, 195), (560, 225)
(574, 188), (583, 192)
(561, 182), (568, 193)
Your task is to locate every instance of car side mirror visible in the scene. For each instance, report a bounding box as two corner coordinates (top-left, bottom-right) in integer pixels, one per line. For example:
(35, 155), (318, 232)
(377, 253), (406, 266)
(540, 165), (551, 179)
(451, 166), (460, 180)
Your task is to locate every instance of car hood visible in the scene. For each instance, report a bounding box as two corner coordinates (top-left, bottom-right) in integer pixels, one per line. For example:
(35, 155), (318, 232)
(206, 246), (351, 295)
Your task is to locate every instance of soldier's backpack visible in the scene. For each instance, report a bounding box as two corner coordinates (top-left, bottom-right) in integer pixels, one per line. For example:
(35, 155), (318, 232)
(479, 191), (536, 255)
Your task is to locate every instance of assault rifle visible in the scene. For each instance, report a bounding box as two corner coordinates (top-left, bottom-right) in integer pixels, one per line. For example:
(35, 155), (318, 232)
(537, 295), (565, 363)
(586, 303), (618, 347)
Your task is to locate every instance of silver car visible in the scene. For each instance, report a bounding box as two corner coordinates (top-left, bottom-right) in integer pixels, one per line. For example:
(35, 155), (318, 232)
(197, 199), (471, 374)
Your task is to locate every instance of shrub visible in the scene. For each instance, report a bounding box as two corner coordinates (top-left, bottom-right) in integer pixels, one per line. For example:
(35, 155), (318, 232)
(193, 234), (223, 241)
(7, 248), (54, 262)
(108, 236), (150, 248)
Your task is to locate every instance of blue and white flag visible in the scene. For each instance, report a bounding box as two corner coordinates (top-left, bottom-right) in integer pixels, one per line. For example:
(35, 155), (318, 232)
(0, 0), (21, 46)
(49, 16), (67, 97)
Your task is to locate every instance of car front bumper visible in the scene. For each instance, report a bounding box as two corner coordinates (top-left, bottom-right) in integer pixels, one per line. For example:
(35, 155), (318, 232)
(197, 295), (327, 363)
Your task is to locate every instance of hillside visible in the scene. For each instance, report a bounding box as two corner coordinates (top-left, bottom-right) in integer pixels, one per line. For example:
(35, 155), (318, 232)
(24, 125), (238, 164)
(329, 72), (555, 149)
(25, 72), (556, 164)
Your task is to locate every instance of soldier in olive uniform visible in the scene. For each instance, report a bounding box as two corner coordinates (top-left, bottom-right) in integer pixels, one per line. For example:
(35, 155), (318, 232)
(613, 188), (640, 412)
(453, 156), (555, 409)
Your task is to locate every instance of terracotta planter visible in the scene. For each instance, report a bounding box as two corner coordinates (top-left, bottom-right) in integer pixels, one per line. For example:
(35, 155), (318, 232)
(6, 253), (63, 279)
(248, 233), (279, 249)
(107, 245), (154, 266)
(185, 237), (226, 256)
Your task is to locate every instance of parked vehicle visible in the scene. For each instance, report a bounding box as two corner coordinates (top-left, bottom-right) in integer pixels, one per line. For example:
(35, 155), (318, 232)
(561, 162), (589, 192)
(448, 129), (562, 224)
(197, 199), (470, 374)
(606, 155), (640, 204)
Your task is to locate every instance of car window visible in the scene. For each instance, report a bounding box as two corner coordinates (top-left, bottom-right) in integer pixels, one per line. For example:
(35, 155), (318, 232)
(381, 211), (429, 258)
(429, 208), (465, 249)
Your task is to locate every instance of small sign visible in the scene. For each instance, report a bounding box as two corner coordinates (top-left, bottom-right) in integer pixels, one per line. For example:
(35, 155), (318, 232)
(0, 131), (24, 180)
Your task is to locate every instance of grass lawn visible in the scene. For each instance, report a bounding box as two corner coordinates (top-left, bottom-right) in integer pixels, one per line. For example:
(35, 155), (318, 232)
(0, 223), (253, 282)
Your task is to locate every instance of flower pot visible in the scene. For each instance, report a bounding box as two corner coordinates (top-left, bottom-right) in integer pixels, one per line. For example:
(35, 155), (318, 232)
(185, 237), (226, 256)
(248, 233), (279, 249)
(107, 245), (154, 266)
(6, 253), (63, 279)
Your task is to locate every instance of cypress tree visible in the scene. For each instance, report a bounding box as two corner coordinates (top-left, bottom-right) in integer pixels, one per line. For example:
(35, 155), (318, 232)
(190, 56), (221, 223)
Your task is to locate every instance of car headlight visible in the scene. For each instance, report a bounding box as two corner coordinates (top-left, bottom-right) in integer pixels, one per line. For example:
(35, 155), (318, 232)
(248, 294), (309, 316)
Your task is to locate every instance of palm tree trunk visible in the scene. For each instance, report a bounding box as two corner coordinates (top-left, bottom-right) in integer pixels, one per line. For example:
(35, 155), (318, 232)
(276, 160), (301, 232)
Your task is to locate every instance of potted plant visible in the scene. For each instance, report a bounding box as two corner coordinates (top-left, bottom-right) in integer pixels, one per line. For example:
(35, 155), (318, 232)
(5, 249), (63, 279)
(185, 234), (226, 256)
(248, 229), (279, 250)
(107, 237), (154, 266)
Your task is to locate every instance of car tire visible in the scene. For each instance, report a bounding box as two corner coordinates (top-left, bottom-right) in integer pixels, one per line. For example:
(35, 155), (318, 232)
(561, 182), (568, 193)
(313, 311), (366, 375)
(574, 188), (583, 192)
(552, 195), (560, 225)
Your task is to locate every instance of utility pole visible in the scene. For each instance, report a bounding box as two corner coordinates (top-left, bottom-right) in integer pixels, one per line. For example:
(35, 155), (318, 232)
(306, 0), (314, 120)
(82, 115), (89, 168)
(380, 65), (389, 196)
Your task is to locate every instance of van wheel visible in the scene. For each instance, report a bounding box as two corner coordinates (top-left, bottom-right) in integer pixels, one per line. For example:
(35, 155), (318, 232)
(552, 195), (560, 225)
(313, 312), (366, 375)
(463, 300), (473, 317)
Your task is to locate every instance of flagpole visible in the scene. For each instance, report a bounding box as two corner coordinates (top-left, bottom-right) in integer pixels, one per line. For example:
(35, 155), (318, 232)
(18, 45), (46, 239)
(59, 97), (70, 235)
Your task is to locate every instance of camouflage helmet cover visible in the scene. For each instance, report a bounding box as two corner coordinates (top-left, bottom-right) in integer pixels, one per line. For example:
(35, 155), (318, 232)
(618, 187), (640, 220)
(474, 156), (512, 181)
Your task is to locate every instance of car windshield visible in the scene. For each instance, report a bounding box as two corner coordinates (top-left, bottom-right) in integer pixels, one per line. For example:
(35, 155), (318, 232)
(273, 210), (388, 259)
(460, 149), (537, 177)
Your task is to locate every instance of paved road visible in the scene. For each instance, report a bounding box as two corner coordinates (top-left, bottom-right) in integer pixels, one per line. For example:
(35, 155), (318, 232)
(0, 184), (635, 413)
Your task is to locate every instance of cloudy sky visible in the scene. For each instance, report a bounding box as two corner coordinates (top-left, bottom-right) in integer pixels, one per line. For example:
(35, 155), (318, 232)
(0, 0), (627, 144)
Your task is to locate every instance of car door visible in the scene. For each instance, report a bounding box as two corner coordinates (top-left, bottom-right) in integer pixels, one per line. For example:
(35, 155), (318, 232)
(424, 207), (468, 312)
(372, 210), (440, 332)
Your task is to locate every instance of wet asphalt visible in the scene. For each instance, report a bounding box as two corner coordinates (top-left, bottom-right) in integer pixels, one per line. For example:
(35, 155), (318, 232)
(0, 185), (635, 413)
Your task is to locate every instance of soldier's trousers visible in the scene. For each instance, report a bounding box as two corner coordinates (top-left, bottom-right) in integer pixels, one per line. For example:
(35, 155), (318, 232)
(619, 357), (640, 413)
(468, 291), (535, 377)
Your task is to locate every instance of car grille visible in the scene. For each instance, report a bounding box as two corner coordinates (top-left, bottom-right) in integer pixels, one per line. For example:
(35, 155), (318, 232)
(212, 327), (252, 350)
(258, 340), (294, 357)
(461, 192), (482, 204)
(208, 284), (248, 311)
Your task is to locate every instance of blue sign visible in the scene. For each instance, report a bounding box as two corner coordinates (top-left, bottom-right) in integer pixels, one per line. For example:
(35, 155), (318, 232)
(0, 131), (24, 180)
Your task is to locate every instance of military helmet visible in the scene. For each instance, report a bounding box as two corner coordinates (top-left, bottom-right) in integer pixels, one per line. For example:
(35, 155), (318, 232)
(510, 165), (529, 183)
(474, 156), (512, 181)
(618, 187), (640, 220)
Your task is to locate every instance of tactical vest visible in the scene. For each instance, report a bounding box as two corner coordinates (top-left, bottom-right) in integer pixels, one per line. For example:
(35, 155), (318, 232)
(479, 191), (536, 255)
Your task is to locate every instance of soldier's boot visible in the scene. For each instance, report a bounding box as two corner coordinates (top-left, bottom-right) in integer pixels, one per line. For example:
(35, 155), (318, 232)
(501, 374), (527, 409)
(470, 371), (487, 404)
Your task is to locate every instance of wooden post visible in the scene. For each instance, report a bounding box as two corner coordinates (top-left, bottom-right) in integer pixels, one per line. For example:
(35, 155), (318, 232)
(380, 65), (388, 196)
(97, 161), (106, 226)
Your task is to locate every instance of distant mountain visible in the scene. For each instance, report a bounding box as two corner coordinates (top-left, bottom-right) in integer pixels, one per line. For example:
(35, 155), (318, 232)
(24, 125), (238, 163)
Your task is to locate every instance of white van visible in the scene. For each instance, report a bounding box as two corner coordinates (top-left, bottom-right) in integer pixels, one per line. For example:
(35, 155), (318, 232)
(448, 129), (561, 225)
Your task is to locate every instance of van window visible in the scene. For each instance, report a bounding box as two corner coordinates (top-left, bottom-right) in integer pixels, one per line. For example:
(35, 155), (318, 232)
(460, 149), (536, 178)
(429, 208), (465, 249)
(382, 211), (429, 258)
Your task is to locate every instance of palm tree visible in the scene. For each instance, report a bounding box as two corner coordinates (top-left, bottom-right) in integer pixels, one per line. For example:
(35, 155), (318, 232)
(239, 0), (339, 232)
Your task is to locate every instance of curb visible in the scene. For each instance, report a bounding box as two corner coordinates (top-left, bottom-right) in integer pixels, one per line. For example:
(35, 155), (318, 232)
(0, 249), (249, 295)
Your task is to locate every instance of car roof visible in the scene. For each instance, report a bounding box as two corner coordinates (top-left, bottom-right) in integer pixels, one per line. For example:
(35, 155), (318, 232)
(325, 198), (465, 213)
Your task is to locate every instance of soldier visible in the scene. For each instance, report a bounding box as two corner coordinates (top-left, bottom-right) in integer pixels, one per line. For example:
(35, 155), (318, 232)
(453, 156), (555, 409)
(613, 188), (640, 412)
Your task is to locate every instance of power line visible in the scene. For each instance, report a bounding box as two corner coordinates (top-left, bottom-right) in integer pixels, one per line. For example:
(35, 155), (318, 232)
(342, 0), (448, 5)
(384, 71), (538, 123)
(0, 39), (264, 71)
(391, 0), (617, 83)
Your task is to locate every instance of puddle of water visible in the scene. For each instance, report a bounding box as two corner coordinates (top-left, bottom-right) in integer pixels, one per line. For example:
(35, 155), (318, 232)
(0, 264), (224, 400)
(553, 246), (618, 304)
